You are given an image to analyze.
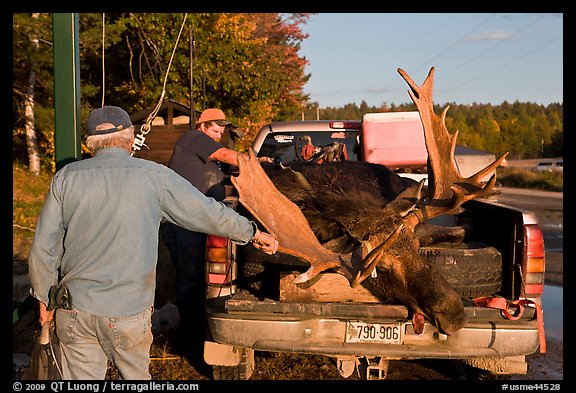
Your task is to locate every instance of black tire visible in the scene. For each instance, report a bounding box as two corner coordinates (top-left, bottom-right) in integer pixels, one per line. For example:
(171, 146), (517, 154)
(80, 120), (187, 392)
(419, 242), (502, 298)
(212, 348), (255, 380)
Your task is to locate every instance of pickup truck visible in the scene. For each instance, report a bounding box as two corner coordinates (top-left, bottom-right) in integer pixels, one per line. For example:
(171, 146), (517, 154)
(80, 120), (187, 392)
(204, 117), (545, 379)
(202, 113), (547, 380)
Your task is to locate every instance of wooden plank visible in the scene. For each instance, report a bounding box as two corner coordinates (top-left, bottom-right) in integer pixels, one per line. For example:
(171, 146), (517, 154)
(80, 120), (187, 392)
(226, 294), (409, 318)
(280, 272), (380, 303)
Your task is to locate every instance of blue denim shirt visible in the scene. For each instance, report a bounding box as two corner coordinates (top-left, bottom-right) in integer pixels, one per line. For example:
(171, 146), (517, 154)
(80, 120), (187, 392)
(28, 148), (256, 316)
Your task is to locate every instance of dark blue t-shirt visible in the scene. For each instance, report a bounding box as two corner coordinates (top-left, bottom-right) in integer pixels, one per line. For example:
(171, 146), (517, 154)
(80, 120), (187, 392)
(168, 129), (226, 201)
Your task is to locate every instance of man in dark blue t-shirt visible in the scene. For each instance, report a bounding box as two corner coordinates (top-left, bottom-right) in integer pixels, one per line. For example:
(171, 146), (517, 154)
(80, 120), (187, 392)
(161, 108), (271, 363)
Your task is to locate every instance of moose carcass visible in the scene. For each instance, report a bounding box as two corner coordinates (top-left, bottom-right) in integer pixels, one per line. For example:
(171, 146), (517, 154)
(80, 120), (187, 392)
(231, 67), (508, 336)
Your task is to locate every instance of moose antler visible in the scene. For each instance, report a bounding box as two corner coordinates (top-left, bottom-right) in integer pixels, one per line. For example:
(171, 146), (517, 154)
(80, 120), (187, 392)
(231, 69), (479, 335)
(233, 68), (508, 288)
(397, 67), (509, 228)
(232, 150), (399, 284)
(232, 150), (343, 281)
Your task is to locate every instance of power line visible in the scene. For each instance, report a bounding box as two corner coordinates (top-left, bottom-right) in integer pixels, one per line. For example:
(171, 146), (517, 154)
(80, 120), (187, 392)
(395, 14), (456, 56)
(410, 13), (497, 75)
(383, 13), (498, 105)
(437, 13), (549, 81)
(437, 34), (562, 98)
(341, 14), (457, 106)
(384, 14), (560, 105)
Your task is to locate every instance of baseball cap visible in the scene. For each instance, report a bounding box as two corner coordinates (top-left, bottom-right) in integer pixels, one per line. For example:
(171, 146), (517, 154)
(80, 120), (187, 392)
(198, 108), (231, 126)
(87, 106), (133, 135)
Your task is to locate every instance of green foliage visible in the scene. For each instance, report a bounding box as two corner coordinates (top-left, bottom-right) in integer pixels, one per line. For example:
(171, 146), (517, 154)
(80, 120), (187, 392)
(12, 13), (563, 170)
(13, 13), (57, 169)
(13, 12), (313, 167)
(308, 101), (563, 160)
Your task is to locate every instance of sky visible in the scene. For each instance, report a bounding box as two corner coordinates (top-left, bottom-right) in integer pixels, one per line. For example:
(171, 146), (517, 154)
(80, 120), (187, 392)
(298, 13), (563, 108)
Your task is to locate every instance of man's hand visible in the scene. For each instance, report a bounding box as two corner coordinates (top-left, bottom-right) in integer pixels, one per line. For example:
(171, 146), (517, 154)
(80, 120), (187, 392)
(257, 156), (274, 164)
(251, 229), (279, 255)
(39, 301), (54, 327)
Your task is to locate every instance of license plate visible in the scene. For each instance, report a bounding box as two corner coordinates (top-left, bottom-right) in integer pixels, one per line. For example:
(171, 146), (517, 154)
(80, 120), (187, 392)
(345, 321), (404, 344)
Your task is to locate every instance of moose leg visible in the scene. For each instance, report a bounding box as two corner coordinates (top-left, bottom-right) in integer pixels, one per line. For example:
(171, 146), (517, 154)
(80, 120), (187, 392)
(414, 223), (473, 247)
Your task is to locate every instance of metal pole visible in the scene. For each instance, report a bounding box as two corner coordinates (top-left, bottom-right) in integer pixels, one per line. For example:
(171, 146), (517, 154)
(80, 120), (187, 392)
(202, 70), (206, 110)
(189, 25), (196, 126)
(52, 13), (81, 170)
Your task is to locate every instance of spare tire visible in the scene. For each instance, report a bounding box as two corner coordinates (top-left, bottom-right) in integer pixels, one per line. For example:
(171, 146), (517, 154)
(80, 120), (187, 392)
(419, 242), (502, 298)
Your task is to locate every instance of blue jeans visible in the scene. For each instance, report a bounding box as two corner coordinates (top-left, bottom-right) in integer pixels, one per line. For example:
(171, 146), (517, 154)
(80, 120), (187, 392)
(55, 307), (153, 380)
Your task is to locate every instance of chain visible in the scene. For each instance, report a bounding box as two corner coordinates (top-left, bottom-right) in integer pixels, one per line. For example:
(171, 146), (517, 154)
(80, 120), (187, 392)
(132, 14), (188, 156)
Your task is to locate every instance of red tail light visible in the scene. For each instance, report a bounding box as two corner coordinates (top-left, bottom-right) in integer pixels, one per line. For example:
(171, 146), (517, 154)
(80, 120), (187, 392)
(206, 235), (231, 285)
(329, 121), (361, 130)
(523, 224), (546, 296)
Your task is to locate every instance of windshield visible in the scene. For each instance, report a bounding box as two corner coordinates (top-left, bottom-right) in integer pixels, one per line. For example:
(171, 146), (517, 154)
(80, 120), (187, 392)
(258, 131), (360, 164)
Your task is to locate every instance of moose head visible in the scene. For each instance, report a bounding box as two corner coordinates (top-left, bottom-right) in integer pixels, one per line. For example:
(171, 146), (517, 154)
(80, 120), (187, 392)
(232, 67), (508, 335)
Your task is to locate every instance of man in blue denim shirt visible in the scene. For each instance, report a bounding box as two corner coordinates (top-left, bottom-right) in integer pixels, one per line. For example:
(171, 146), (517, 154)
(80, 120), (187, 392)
(27, 106), (279, 380)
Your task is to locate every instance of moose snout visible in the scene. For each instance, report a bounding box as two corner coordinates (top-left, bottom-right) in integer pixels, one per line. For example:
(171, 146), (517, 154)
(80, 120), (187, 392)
(435, 312), (468, 336)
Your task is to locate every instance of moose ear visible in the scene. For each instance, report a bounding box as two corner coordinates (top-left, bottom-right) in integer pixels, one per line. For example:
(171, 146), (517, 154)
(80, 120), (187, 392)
(383, 180), (425, 218)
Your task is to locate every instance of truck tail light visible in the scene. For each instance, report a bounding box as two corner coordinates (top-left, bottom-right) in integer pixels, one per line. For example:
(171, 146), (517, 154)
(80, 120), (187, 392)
(523, 224), (546, 296)
(329, 121), (361, 130)
(206, 235), (232, 285)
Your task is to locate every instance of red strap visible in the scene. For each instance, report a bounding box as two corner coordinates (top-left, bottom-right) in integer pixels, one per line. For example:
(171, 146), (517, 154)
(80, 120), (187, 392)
(517, 299), (546, 354)
(473, 296), (546, 353)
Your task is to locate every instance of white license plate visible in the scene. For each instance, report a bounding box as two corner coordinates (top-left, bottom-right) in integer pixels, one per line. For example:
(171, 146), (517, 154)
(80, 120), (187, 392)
(345, 321), (404, 344)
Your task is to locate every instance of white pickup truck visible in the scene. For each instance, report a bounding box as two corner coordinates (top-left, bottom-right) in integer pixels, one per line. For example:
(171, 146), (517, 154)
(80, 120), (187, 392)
(201, 114), (547, 380)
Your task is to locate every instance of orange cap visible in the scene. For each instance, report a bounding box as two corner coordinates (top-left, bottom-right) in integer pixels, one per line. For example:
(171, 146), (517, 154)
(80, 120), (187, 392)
(198, 108), (230, 125)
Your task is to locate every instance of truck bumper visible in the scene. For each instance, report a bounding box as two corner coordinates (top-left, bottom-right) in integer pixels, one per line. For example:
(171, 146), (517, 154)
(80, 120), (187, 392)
(206, 309), (541, 359)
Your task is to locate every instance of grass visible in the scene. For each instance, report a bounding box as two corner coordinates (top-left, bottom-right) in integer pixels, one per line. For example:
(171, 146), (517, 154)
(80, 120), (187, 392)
(13, 163), (53, 263)
(497, 167), (563, 192)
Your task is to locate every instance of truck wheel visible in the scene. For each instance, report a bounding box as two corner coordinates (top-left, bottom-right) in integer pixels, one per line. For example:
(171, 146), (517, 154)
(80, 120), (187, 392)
(419, 242), (502, 298)
(211, 348), (255, 380)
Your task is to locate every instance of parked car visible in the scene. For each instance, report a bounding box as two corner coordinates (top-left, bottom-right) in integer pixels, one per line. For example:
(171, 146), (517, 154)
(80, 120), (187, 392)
(535, 161), (563, 172)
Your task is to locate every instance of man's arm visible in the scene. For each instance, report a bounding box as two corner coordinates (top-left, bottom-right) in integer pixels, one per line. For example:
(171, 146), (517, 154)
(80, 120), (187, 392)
(210, 147), (273, 167)
(209, 147), (240, 166)
(28, 178), (64, 307)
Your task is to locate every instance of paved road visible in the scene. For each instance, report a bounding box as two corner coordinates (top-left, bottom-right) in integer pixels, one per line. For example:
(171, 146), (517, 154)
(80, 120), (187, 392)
(496, 187), (563, 381)
(497, 187), (563, 211)
(499, 186), (562, 199)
